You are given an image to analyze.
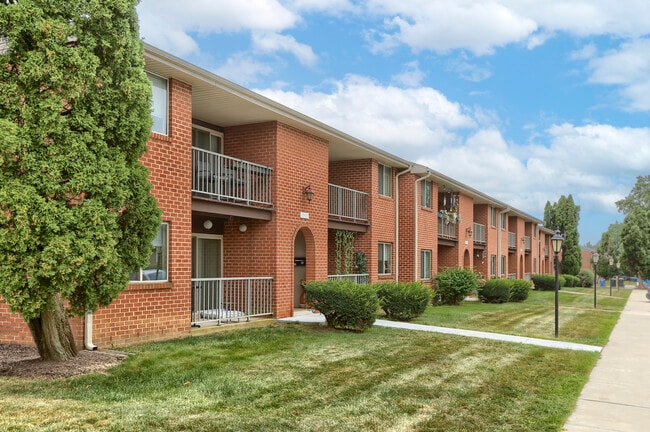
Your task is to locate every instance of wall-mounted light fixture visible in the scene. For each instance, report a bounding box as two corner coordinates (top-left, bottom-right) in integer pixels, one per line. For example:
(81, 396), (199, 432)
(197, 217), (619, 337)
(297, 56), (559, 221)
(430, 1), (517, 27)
(466, 227), (473, 237)
(203, 220), (213, 230)
(303, 185), (314, 202)
(239, 224), (247, 233)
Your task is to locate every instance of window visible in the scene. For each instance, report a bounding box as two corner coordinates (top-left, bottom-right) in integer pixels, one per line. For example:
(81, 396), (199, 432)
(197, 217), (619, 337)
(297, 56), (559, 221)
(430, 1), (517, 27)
(421, 180), (432, 208)
(378, 242), (392, 275)
(499, 212), (507, 229)
(130, 223), (169, 282)
(490, 255), (497, 277)
(490, 207), (497, 227)
(421, 250), (432, 279)
(192, 127), (223, 153)
(378, 164), (392, 197)
(500, 255), (506, 277)
(147, 72), (168, 135)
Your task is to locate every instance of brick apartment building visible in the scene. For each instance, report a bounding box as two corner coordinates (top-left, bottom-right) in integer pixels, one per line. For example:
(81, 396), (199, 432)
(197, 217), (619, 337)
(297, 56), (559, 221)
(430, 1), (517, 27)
(0, 44), (555, 349)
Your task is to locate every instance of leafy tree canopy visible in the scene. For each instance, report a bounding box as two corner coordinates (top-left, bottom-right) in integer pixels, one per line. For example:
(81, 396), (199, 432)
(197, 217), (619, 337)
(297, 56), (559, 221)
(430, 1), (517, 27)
(544, 195), (581, 275)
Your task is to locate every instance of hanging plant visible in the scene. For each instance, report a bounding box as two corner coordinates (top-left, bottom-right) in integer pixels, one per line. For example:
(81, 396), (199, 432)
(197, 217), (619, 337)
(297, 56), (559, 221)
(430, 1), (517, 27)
(335, 230), (355, 275)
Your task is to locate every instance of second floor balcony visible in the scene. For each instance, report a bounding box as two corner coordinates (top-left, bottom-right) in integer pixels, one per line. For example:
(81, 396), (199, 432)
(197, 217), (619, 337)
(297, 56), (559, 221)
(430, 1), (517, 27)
(328, 184), (368, 223)
(438, 217), (457, 239)
(192, 147), (273, 208)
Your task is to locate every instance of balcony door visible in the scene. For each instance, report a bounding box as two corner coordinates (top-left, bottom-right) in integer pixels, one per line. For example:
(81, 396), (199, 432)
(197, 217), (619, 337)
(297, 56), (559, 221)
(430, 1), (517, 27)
(192, 127), (223, 154)
(192, 235), (223, 279)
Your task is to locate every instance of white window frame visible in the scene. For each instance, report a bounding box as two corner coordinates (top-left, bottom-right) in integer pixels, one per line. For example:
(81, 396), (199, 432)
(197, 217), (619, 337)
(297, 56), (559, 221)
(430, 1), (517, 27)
(378, 242), (393, 275)
(131, 222), (169, 282)
(499, 212), (507, 230)
(490, 207), (497, 227)
(490, 254), (497, 277)
(378, 164), (392, 197)
(500, 255), (506, 277)
(147, 72), (168, 135)
(421, 249), (432, 279)
(192, 126), (223, 154)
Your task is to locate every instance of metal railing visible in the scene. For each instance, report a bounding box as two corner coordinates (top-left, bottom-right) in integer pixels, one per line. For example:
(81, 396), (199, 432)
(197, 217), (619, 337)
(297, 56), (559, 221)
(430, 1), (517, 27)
(523, 236), (531, 251)
(508, 232), (516, 248)
(192, 147), (273, 207)
(508, 273), (516, 279)
(438, 217), (457, 239)
(191, 277), (273, 326)
(524, 273), (531, 281)
(327, 274), (370, 284)
(328, 184), (368, 223)
(473, 223), (486, 244)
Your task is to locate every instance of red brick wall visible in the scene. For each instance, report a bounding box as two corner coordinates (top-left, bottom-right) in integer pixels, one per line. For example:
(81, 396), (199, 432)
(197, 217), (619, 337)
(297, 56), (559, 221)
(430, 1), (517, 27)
(372, 162), (397, 282)
(224, 122), (329, 318)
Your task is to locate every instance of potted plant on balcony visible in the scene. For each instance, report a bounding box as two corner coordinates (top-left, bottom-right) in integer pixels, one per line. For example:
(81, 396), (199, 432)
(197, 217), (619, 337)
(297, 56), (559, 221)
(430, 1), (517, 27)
(439, 209), (460, 225)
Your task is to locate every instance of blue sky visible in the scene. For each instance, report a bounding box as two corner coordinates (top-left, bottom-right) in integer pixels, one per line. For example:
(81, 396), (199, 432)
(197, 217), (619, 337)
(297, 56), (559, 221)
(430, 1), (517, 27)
(137, 0), (650, 245)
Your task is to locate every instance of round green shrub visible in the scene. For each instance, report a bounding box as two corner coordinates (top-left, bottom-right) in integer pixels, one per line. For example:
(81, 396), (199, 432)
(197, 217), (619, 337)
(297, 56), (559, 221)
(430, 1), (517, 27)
(478, 279), (510, 303)
(434, 267), (479, 305)
(509, 279), (531, 302)
(577, 269), (594, 287)
(304, 280), (378, 331)
(376, 281), (431, 321)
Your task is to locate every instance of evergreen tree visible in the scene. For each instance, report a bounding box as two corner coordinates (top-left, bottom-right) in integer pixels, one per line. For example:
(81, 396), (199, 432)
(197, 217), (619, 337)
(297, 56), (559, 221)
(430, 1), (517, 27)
(544, 195), (581, 275)
(0, 0), (160, 361)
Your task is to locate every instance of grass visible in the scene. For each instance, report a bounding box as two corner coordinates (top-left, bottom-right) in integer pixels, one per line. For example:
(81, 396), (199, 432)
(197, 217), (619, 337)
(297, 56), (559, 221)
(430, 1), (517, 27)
(0, 286), (630, 431)
(0, 325), (599, 432)
(414, 287), (630, 346)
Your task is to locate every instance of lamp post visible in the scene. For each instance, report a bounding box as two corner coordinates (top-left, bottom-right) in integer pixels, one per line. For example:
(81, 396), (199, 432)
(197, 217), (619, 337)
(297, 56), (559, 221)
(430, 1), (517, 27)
(616, 261), (621, 290)
(592, 252), (599, 308)
(551, 229), (564, 338)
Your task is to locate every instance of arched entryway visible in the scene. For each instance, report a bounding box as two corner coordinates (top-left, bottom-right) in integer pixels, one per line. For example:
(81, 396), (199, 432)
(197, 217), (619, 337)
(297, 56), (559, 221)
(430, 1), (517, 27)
(463, 249), (471, 268)
(293, 227), (316, 309)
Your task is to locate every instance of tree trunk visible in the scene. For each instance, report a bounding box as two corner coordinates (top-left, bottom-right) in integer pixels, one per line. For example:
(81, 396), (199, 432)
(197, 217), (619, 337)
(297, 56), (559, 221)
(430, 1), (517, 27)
(28, 294), (78, 361)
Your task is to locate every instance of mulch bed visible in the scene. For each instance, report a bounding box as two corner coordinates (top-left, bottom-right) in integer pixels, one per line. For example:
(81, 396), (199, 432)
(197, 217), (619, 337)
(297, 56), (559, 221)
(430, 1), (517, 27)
(0, 344), (127, 380)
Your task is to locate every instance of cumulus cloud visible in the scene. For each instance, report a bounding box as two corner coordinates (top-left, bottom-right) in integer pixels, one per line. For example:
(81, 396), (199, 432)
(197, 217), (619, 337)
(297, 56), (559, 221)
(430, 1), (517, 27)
(137, 0), (299, 55)
(252, 32), (318, 66)
(257, 75), (475, 157)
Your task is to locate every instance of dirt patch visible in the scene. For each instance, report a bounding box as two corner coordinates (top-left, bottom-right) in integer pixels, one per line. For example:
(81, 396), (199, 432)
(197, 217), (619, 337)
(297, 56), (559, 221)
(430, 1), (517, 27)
(0, 344), (127, 380)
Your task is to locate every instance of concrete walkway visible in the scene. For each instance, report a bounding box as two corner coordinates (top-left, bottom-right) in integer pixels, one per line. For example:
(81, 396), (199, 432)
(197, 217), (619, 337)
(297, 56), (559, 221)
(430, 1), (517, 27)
(278, 311), (603, 352)
(563, 288), (650, 432)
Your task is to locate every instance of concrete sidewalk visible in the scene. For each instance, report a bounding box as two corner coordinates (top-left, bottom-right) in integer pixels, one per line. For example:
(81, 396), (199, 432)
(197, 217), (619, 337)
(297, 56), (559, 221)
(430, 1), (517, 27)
(278, 310), (603, 352)
(563, 288), (650, 432)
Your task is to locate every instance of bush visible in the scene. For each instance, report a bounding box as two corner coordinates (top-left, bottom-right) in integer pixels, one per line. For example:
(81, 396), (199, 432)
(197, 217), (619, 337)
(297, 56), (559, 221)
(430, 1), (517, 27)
(531, 274), (555, 291)
(578, 269), (594, 287)
(562, 274), (581, 288)
(478, 279), (511, 303)
(509, 279), (531, 302)
(304, 280), (378, 331)
(434, 267), (479, 305)
(376, 282), (431, 321)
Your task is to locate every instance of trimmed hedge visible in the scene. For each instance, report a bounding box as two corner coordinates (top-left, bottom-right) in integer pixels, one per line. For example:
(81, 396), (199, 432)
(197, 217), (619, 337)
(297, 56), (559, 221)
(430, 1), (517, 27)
(563, 274), (581, 288)
(478, 279), (510, 303)
(304, 280), (378, 331)
(376, 281), (431, 321)
(434, 267), (479, 305)
(532, 274), (566, 290)
(509, 279), (531, 302)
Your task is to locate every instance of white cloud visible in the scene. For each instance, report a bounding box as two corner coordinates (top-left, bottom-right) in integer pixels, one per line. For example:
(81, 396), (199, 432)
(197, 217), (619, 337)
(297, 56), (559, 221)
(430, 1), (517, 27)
(252, 32), (318, 66)
(391, 61), (425, 87)
(257, 75), (475, 158)
(366, 0), (537, 55)
(137, 0), (299, 55)
(214, 53), (274, 86)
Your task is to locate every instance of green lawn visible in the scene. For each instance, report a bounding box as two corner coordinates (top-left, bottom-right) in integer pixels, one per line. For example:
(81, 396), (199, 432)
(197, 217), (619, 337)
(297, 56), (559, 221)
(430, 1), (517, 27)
(0, 287), (630, 432)
(0, 325), (598, 432)
(413, 287), (630, 346)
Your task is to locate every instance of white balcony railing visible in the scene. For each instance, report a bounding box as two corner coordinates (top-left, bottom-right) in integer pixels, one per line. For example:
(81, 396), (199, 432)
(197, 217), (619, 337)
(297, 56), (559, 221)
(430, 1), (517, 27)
(192, 147), (273, 207)
(328, 184), (368, 223)
(473, 223), (486, 244)
(508, 232), (517, 248)
(438, 217), (457, 239)
(327, 274), (370, 284)
(191, 277), (273, 326)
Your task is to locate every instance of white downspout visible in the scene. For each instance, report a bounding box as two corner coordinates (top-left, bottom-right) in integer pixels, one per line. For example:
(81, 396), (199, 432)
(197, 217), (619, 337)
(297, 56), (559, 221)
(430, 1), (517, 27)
(84, 308), (98, 351)
(395, 166), (414, 282)
(414, 173), (433, 280)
